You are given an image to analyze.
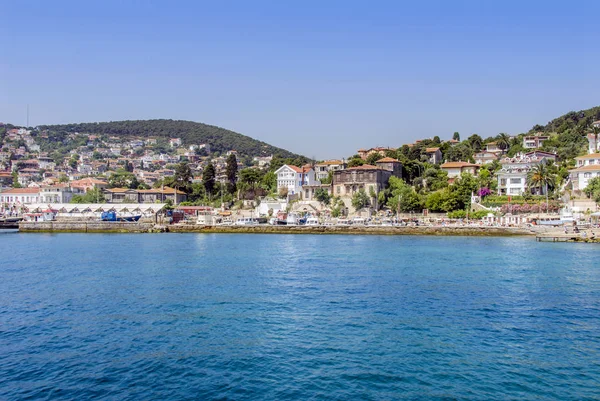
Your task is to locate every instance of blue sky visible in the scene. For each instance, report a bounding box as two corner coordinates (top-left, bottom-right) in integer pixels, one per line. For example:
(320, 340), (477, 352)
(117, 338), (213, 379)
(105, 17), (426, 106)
(1, 0), (599, 159)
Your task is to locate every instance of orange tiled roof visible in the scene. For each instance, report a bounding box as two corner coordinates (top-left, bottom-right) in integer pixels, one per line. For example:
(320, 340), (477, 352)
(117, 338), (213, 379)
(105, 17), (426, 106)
(1, 187), (40, 194)
(441, 161), (480, 168)
(575, 153), (600, 160)
(569, 165), (600, 172)
(425, 147), (440, 152)
(346, 164), (382, 170)
(375, 157), (400, 163)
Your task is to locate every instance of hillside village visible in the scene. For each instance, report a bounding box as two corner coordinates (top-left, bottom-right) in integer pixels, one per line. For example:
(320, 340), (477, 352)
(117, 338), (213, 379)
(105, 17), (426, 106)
(2, 108), (600, 224)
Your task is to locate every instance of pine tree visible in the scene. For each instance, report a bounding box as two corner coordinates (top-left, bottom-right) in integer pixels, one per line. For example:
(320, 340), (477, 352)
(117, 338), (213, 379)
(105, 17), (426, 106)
(203, 163), (216, 195)
(225, 153), (238, 194)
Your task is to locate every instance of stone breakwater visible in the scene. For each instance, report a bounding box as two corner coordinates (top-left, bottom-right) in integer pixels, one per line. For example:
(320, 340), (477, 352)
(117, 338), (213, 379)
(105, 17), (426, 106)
(20, 221), (536, 236)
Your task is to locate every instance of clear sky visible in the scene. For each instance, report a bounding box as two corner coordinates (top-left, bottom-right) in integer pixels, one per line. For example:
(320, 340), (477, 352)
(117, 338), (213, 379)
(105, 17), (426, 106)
(1, 0), (599, 159)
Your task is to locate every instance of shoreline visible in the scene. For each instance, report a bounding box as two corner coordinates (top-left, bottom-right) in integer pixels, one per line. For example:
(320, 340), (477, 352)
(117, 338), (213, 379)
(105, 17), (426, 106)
(18, 221), (537, 236)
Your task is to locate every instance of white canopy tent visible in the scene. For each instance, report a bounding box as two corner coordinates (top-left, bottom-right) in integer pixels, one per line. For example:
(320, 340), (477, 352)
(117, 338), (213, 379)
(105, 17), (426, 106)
(24, 203), (167, 219)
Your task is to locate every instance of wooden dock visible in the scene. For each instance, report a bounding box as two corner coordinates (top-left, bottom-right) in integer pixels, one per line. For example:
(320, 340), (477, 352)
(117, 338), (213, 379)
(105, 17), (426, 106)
(536, 232), (599, 242)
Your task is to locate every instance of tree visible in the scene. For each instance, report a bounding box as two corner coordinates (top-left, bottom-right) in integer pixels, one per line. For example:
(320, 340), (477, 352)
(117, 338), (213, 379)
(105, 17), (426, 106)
(203, 163), (216, 195)
(584, 177), (600, 205)
(108, 170), (138, 189)
(468, 134), (483, 152)
(351, 188), (370, 210)
(366, 152), (383, 165)
(315, 188), (331, 205)
(527, 163), (556, 195)
(11, 172), (21, 188)
(225, 153), (238, 194)
(347, 157), (365, 168)
(261, 171), (277, 193)
(174, 162), (192, 193)
(453, 132), (460, 141)
(444, 143), (473, 162)
(386, 176), (423, 212)
(71, 187), (105, 203)
(496, 133), (511, 153)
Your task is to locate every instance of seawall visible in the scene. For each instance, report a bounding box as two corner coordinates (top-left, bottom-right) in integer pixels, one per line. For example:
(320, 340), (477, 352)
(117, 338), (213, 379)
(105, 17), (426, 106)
(19, 221), (536, 236)
(19, 221), (157, 233)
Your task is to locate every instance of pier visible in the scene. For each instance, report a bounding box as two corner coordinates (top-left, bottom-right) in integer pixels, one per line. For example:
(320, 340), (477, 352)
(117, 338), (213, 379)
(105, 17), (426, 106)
(536, 232), (599, 243)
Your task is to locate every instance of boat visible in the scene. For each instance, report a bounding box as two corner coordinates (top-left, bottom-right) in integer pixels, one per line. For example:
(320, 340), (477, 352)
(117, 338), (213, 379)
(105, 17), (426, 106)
(274, 211), (288, 225)
(352, 217), (367, 225)
(286, 213), (301, 226)
(235, 217), (258, 225)
(306, 217), (320, 226)
(100, 211), (142, 222)
(535, 209), (575, 226)
(336, 218), (351, 226)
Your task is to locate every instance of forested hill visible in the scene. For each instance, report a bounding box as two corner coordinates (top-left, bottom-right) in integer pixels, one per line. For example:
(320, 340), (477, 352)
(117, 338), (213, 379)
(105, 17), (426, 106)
(529, 106), (600, 134)
(37, 119), (304, 159)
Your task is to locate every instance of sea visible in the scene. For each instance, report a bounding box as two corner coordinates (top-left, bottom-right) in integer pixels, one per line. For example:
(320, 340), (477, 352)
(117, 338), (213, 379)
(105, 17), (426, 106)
(1, 233), (599, 400)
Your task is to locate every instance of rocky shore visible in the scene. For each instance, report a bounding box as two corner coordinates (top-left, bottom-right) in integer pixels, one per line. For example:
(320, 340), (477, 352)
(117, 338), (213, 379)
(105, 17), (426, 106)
(20, 221), (536, 236)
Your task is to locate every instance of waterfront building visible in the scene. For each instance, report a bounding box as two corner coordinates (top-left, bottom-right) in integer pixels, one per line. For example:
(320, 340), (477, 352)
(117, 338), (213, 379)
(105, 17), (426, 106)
(496, 151), (557, 195)
(40, 185), (84, 204)
(103, 187), (187, 203)
(0, 187), (41, 205)
(332, 164), (390, 199)
(275, 164), (319, 196)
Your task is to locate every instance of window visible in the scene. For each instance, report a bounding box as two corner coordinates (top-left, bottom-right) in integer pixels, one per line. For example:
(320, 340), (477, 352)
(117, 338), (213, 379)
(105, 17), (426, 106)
(510, 178), (521, 184)
(584, 173), (591, 178)
(510, 188), (520, 194)
(336, 186), (340, 194)
(500, 179), (507, 186)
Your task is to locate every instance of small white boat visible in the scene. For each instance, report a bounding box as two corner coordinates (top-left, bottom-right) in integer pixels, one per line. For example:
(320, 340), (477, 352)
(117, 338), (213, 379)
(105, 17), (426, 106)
(336, 218), (351, 226)
(286, 213), (299, 226)
(352, 217), (367, 225)
(235, 217), (258, 226)
(306, 217), (320, 226)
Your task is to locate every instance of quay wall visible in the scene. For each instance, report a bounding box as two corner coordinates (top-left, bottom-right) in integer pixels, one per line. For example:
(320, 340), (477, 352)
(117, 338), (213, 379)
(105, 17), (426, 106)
(19, 221), (536, 236)
(19, 221), (157, 233)
(167, 224), (536, 236)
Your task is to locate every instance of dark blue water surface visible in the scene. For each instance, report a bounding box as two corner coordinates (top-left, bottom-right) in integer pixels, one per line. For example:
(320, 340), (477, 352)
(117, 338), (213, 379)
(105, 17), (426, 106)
(1, 233), (599, 400)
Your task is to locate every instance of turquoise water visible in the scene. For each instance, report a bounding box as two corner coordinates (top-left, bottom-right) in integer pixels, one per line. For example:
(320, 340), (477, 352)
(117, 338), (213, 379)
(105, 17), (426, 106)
(1, 233), (599, 400)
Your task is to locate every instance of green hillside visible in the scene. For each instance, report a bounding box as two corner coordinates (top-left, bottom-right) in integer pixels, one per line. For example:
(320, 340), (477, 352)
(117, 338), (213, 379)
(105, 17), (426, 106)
(530, 106), (600, 135)
(37, 119), (305, 160)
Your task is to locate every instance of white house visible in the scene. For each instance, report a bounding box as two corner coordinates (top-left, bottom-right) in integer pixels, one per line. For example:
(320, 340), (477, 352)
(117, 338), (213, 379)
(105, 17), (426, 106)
(474, 151), (498, 165)
(39, 185), (84, 204)
(496, 151), (557, 196)
(570, 153), (600, 191)
(169, 138), (182, 148)
(275, 164), (320, 196)
(440, 161), (480, 180)
(523, 134), (549, 149)
(0, 187), (41, 206)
